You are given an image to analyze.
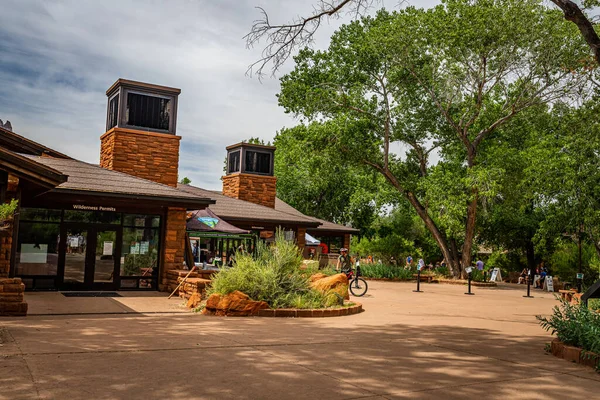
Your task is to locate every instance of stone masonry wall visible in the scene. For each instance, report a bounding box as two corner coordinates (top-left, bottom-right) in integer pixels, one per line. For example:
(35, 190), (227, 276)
(160, 207), (187, 291)
(0, 235), (11, 278)
(0, 278), (27, 316)
(343, 234), (351, 251)
(100, 128), (181, 188)
(297, 227), (306, 251)
(222, 173), (277, 209)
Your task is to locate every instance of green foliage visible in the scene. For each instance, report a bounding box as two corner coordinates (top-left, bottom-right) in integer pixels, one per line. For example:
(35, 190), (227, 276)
(359, 264), (415, 280)
(538, 298), (600, 360)
(0, 199), (18, 221)
(208, 230), (332, 309)
(123, 254), (155, 276)
(548, 240), (600, 287)
(179, 177), (192, 185)
(273, 123), (383, 234)
(277, 0), (592, 276)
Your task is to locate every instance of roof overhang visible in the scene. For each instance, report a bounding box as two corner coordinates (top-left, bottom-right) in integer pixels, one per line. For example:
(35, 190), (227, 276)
(0, 126), (71, 159)
(0, 148), (67, 188)
(48, 188), (215, 209)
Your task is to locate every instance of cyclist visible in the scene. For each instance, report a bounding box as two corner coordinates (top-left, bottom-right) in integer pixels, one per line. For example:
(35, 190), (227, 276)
(336, 248), (352, 273)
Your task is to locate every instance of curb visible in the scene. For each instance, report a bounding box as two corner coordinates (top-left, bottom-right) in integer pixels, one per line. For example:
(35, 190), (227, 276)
(256, 302), (362, 318)
(550, 339), (600, 369)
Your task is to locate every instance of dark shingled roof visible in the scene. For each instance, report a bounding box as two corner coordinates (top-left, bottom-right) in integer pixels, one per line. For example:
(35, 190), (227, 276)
(24, 156), (214, 206)
(274, 198), (360, 234)
(178, 184), (359, 233)
(177, 184), (320, 227)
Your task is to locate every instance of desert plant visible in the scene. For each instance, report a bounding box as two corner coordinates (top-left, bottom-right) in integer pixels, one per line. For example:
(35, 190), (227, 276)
(537, 298), (600, 360)
(208, 229), (333, 309)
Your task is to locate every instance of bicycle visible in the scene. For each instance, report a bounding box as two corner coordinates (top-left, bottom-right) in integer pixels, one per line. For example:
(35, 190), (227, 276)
(344, 264), (368, 297)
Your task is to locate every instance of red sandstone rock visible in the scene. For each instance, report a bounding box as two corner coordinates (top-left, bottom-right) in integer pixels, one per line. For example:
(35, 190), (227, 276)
(203, 291), (269, 316)
(186, 292), (202, 309)
(310, 273), (349, 300)
(310, 273), (327, 282)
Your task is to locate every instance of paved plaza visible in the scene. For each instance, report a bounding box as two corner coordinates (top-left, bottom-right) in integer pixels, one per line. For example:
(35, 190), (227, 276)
(1, 281), (599, 399)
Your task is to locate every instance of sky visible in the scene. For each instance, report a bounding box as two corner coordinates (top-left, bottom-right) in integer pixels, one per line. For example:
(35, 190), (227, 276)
(1, 0), (437, 189)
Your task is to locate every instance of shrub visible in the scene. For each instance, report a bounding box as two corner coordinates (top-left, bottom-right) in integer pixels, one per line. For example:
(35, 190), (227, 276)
(208, 230), (332, 309)
(359, 264), (415, 280)
(537, 298), (600, 359)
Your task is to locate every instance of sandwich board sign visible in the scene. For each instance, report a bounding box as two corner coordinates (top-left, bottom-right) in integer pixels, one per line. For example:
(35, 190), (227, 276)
(546, 276), (554, 292)
(489, 268), (502, 282)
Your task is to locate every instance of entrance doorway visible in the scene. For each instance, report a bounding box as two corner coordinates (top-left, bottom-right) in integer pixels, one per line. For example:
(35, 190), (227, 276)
(61, 224), (121, 290)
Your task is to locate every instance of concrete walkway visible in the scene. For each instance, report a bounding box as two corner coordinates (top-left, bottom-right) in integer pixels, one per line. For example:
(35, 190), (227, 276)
(1, 282), (598, 399)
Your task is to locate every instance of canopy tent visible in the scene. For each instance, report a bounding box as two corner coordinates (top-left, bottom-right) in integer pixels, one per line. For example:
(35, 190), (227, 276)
(186, 208), (249, 234)
(305, 232), (320, 246)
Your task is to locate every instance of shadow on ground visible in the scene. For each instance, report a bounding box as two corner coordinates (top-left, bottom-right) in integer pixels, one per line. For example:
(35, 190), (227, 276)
(1, 312), (598, 399)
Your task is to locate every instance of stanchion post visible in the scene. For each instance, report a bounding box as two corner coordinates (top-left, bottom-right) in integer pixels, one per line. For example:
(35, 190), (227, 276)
(464, 267), (474, 295)
(523, 271), (534, 298)
(413, 268), (423, 293)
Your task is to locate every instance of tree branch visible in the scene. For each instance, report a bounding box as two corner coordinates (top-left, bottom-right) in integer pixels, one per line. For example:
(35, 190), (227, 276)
(550, 0), (600, 65)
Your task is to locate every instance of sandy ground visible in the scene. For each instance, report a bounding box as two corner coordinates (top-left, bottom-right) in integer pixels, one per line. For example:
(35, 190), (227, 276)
(1, 281), (598, 399)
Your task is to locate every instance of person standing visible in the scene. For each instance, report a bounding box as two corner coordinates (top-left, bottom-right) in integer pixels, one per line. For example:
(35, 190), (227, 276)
(406, 255), (413, 269)
(476, 259), (484, 271)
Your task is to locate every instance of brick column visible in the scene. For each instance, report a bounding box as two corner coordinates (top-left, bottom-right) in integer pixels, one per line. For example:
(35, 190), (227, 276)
(0, 235), (11, 278)
(160, 207), (187, 291)
(296, 227), (306, 251)
(343, 234), (351, 251)
(222, 173), (277, 208)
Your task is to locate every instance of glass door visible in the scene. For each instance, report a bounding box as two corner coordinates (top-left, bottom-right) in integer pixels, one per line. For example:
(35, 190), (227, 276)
(93, 229), (118, 287)
(60, 224), (120, 290)
(62, 226), (88, 286)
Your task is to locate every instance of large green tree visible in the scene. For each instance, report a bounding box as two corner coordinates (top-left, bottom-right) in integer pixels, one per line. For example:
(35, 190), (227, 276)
(273, 122), (385, 234)
(277, 1), (591, 276)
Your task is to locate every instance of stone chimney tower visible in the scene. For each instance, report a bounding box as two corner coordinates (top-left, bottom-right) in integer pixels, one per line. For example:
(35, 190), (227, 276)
(100, 79), (181, 187)
(222, 143), (277, 208)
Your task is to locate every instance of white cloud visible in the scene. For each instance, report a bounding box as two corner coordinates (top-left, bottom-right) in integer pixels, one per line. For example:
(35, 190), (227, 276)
(0, 0), (440, 189)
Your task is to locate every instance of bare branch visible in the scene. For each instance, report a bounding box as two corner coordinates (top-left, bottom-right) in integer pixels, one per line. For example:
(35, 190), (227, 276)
(245, 0), (380, 78)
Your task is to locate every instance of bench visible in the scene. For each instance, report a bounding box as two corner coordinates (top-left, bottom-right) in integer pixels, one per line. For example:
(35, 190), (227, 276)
(413, 274), (435, 283)
(559, 289), (578, 302)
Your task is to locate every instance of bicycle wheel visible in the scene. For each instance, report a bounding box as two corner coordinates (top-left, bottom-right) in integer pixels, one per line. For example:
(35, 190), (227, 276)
(349, 277), (368, 297)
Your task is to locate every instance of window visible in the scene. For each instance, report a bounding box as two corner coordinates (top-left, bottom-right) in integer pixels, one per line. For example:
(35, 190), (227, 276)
(120, 214), (161, 289)
(63, 210), (121, 224)
(228, 150), (240, 174)
(245, 151), (271, 174)
(15, 222), (60, 278)
(107, 94), (119, 130)
(19, 208), (61, 222)
(126, 92), (171, 131)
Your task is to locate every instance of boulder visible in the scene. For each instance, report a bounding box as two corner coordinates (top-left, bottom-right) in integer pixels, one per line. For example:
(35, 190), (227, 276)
(310, 273), (349, 300)
(310, 273), (328, 282)
(202, 290), (269, 316)
(186, 292), (202, 309)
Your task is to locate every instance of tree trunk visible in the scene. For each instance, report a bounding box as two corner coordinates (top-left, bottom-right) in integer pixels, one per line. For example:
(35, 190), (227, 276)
(460, 190), (479, 278)
(525, 239), (536, 271)
(405, 192), (460, 275)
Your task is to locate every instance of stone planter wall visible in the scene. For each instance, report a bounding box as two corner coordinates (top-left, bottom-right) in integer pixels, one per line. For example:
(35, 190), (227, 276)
(0, 278), (27, 316)
(550, 339), (600, 369)
(256, 303), (362, 318)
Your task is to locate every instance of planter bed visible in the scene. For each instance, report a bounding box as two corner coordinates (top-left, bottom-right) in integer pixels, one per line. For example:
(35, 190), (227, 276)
(550, 339), (600, 369)
(256, 302), (362, 318)
(437, 279), (497, 287)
